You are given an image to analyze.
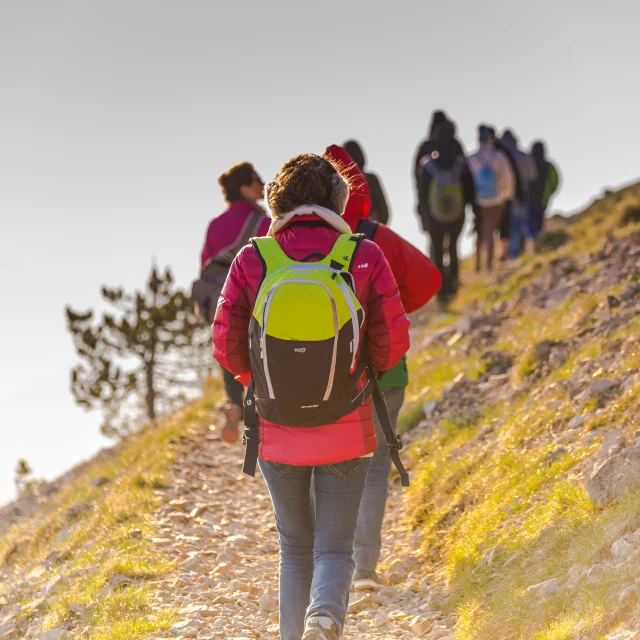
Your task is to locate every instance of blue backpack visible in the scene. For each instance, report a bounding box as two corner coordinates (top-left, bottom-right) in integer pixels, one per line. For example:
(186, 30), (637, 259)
(474, 162), (498, 204)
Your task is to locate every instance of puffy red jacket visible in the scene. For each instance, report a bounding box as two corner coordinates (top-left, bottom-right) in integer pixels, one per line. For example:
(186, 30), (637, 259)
(325, 145), (441, 312)
(201, 200), (271, 269)
(212, 218), (410, 466)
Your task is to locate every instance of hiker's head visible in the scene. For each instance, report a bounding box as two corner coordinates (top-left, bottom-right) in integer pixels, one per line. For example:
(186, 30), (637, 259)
(532, 140), (546, 161)
(478, 124), (495, 145)
(343, 140), (366, 170)
(428, 110), (449, 140)
(218, 162), (265, 203)
(501, 129), (517, 149)
(435, 123), (458, 160)
(266, 154), (349, 217)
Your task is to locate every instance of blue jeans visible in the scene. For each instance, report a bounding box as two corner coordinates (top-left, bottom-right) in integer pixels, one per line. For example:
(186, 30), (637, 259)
(508, 200), (531, 258)
(354, 387), (405, 571)
(259, 457), (371, 640)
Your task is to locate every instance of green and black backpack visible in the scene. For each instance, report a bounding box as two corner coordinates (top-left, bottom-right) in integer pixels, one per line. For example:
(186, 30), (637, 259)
(242, 232), (409, 486)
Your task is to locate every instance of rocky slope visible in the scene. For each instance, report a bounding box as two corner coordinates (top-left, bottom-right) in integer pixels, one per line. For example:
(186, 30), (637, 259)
(1, 182), (639, 640)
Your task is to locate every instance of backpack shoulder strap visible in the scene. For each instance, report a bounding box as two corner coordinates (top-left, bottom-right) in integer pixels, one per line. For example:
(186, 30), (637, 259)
(216, 210), (266, 264)
(452, 156), (466, 178)
(327, 233), (363, 272)
(251, 236), (294, 276)
(244, 210), (266, 243)
(424, 159), (439, 178)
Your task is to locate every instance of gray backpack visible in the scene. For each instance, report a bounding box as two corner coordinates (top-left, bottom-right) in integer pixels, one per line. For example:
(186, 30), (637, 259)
(191, 210), (264, 323)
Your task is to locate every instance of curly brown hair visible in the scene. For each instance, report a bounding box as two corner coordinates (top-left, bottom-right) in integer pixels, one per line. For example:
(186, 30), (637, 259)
(266, 153), (350, 217)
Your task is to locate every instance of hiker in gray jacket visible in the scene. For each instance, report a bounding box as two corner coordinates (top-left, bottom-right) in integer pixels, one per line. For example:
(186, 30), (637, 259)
(468, 126), (516, 271)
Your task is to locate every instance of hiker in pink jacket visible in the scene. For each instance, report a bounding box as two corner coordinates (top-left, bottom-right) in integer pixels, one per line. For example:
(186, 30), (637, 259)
(198, 162), (270, 442)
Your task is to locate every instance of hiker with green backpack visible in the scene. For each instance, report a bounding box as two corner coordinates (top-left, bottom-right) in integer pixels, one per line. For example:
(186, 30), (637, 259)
(212, 153), (411, 640)
(418, 123), (476, 302)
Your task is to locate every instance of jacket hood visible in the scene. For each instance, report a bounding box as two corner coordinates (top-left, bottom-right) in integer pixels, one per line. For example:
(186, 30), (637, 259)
(324, 144), (371, 231)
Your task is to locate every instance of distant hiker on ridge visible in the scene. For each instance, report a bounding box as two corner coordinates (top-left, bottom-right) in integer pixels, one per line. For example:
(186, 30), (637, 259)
(498, 129), (538, 258)
(418, 123), (476, 302)
(468, 125), (516, 271)
(343, 139), (391, 225)
(193, 162), (269, 444)
(529, 140), (561, 238)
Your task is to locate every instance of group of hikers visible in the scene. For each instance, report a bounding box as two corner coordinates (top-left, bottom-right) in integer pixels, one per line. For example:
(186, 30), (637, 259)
(413, 110), (560, 300)
(190, 117), (560, 640)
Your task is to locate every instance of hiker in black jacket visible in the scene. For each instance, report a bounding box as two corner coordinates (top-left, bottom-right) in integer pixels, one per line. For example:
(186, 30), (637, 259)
(343, 140), (391, 225)
(418, 124), (476, 302)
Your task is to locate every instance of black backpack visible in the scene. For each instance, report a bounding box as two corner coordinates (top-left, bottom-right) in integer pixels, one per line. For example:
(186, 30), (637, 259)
(242, 218), (409, 487)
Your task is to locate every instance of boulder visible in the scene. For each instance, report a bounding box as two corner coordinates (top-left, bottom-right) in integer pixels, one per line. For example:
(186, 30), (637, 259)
(611, 537), (635, 559)
(599, 429), (626, 458)
(586, 445), (640, 507)
(618, 584), (640, 605)
(526, 578), (560, 597)
(588, 378), (618, 397)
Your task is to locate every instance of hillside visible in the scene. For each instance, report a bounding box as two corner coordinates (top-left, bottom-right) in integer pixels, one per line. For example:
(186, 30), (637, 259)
(1, 183), (639, 640)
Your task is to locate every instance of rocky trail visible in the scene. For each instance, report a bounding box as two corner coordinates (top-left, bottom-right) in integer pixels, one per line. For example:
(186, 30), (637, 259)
(148, 415), (453, 640)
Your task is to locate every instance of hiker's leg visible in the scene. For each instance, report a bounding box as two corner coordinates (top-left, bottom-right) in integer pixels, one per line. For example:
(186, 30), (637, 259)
(485, 205), (503, 271)
(476, 207), (487, 272)
(529, 203), (545, 238)
(306, 458), (371, 634)
(499, 201), (511, 260)
(354, 387), (406, 572)
(259, 461), (313, 640)
(428, 221), (445, 279)
(221, 366), (244, 408)
(508, 200), (526, 258)
(448, 218), (464, 287)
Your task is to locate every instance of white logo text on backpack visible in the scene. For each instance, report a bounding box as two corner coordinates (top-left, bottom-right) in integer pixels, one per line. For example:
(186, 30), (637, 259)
(294, 347), (307, 353)
(357, 263), (369, 269)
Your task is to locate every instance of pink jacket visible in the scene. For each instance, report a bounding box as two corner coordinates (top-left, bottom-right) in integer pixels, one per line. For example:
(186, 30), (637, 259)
(212, 217), (410, 466)
(201, 200), (270, 269)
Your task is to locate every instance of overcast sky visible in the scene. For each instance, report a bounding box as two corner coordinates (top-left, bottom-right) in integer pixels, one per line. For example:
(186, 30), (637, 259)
(1, 0), (639, 505)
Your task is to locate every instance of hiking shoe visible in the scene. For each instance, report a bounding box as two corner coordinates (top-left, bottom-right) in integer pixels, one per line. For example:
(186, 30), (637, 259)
(302, 616), (339, 640)
(352, 568), (382, 592)
(221, 403), (242, 443)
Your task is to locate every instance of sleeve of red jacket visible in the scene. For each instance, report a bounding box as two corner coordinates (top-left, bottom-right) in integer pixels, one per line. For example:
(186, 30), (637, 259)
(212, 247), (252, 376)
(363, 241), (411, 372)
(374, 224), (442, 313)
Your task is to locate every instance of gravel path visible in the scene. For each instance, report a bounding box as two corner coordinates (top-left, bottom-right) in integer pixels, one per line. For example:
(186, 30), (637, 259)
(149, 417), (453, 639)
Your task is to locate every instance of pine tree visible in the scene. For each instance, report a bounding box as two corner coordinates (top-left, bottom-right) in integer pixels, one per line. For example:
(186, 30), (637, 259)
(15, 459), (36, 497)
(66, 266), (210, 437)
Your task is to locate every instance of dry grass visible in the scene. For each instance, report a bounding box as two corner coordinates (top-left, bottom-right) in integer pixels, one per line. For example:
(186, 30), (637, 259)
(0, 390), (219, 640)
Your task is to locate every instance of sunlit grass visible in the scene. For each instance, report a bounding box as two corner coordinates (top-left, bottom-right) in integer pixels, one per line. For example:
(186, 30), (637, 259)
(0, 391), (220, 640)
(402, 185), (640, 639)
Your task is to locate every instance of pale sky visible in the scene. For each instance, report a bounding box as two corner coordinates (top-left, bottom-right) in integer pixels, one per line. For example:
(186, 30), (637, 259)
(1, 0), (639, 505)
